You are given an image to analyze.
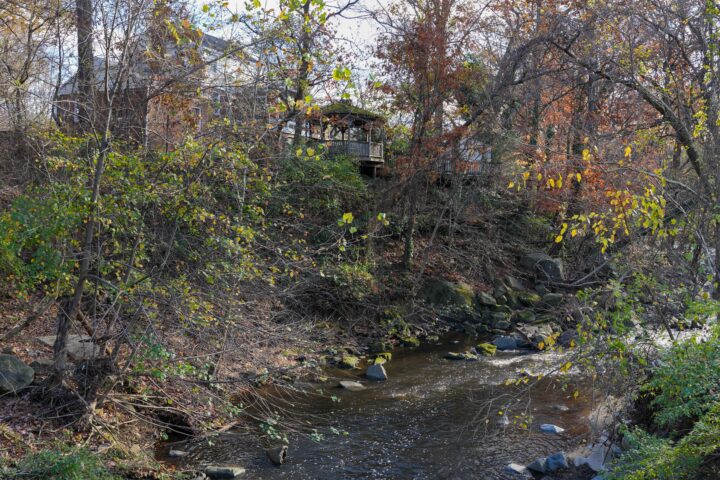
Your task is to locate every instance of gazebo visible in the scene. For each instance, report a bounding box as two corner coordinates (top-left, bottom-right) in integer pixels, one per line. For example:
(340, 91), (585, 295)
(310, 100), (386, 176)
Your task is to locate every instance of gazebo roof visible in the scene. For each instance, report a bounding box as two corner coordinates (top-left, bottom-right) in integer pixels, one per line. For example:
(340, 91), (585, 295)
(321, 101), (384, 123)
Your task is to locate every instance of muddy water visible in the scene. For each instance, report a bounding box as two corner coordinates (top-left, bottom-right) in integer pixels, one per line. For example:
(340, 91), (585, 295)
(163, 335), (593, 479)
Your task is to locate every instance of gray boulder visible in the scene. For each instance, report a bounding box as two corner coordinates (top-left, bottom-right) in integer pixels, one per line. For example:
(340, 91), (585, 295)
(505, 275), (526, 291)
(517, 324), (557, 349)
(366, 364), (388, 381)
(0, 354), (34, 394)
(37, 335), (99, 361)
(514, 310), (536, 324)
(168, 450), (189, 458)
(546, 451), (569, 471)
(492, 336), (518, 350)
(518, 291), (542, 306)
(494, 320), (511, 330)
(28, 358), (53, 376)
(540, 423), (565, 434)
(542, 292), (565, 306)
(585, 442), (612, 472)
(527, 457), (548, 473)
(475, 291), (497, 307)
(521, 253), (565, 282)
(420, 279), (474, 308)
(559, 329), (579, 348)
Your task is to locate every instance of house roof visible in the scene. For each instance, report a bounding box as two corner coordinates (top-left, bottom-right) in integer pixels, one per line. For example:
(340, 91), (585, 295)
(200, 33), (230, 52)
(57, 33), (234, 97)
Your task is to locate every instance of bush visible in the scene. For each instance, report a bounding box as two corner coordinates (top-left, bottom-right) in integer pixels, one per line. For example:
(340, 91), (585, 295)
(643, 328), (720, 429)
(608, 324), (720, 479)
(274, 148), (367, 220)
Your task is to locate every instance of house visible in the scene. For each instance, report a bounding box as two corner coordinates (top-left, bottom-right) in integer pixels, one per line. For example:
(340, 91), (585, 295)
(437, 137), (492, 178)
(53, 33), (262, 149)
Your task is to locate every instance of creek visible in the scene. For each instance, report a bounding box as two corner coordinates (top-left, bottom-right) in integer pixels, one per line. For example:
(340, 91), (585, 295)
(160, 334), (593, 479)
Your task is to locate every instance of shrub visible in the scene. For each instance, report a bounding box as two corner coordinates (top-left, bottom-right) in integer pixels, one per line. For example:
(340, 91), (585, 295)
(642, 329), (720, 429)
(608, 324), (720, 479)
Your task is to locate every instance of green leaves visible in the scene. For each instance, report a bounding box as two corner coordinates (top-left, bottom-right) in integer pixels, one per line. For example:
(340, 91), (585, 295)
(332, 66), (352, 81)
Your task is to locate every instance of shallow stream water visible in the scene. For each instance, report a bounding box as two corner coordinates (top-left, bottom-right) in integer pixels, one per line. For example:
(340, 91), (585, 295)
(161, 335), (593, 479)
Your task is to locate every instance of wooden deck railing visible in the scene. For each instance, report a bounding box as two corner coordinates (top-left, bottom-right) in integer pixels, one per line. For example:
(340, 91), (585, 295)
(326, 140), (384, 162)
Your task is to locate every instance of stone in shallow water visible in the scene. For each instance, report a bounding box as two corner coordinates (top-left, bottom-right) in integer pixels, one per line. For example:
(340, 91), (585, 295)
(444, 352), (478, 361)
(0, 354), (34, 394)
(366, 363), (388, 381)
(546, 451), (569, 471)
(527, 457), (548, 473)
(540, 423), (565, 434)
(339, 380), (366, 391)
(475, 343), (497, 356)
(492, 336), (518, 350)
(204, 465), (245, 478)
(168, 450), (189, 458)
(504, 463), (532, 477)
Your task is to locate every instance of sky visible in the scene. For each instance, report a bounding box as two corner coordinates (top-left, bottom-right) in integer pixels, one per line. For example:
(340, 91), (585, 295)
(222, 0), (382, 66)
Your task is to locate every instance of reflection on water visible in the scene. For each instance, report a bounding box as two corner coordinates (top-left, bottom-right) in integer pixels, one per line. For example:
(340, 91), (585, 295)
(162, 335), (592, 479)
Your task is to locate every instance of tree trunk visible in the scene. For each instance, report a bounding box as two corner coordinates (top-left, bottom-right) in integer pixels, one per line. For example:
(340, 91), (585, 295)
(53, 140), (108, 377)
(291, 0), (312, 148)
(75, 0), (95, 131)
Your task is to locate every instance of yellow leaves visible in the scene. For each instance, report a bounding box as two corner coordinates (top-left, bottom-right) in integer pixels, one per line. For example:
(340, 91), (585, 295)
(582, 148), (591, 162)
(572, 390), (580, 400)
(537, 341), (545, 350)
(624, 145), (632, 158)
(576, 172), (582, 183)
(560, 361), (572, 373)
(537, 173), (543, 181)
(571, 229), (578, 238)
(523, 171), (530, 181)
(554, 235), (563, 243)
(507, 181), (515, 189)
(542, 174), (565, 190)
